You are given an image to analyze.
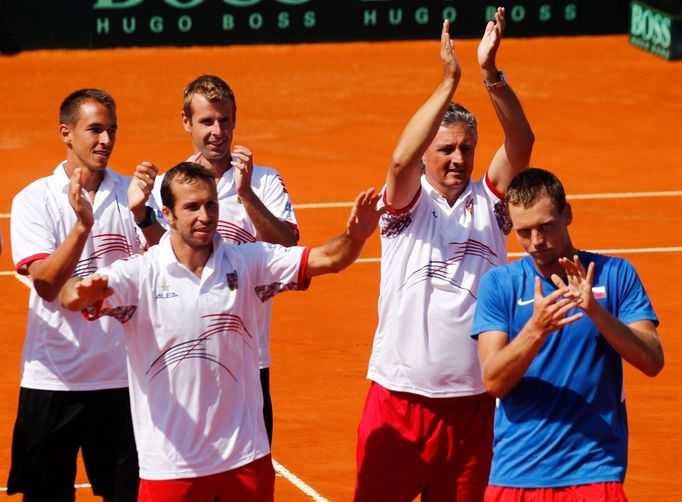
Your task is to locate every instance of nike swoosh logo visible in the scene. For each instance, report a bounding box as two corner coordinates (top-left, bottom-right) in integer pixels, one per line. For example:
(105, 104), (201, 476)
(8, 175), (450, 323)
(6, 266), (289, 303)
(517, 298), (535, 306)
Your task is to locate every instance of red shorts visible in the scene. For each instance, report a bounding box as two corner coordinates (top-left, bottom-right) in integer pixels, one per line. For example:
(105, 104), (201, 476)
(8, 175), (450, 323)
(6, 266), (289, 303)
(354, 382), (495, 502)
(138, 454), (275, 502)
(485, 482), (628, 502)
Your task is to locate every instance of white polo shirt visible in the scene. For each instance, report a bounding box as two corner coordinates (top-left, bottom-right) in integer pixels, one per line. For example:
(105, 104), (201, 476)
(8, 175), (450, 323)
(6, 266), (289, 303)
(152, 162), (298, 369)
(90, 233), (309, 479)
(368, 174), (511, 398)
(10, 162), (145, 390)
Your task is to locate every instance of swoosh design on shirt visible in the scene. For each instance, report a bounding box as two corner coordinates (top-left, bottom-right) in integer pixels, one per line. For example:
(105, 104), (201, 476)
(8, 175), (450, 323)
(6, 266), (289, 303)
(517, 298), (535, 306)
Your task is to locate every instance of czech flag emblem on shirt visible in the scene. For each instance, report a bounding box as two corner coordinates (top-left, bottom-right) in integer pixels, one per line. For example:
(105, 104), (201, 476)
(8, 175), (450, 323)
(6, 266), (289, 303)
(592, 285), (607, 299)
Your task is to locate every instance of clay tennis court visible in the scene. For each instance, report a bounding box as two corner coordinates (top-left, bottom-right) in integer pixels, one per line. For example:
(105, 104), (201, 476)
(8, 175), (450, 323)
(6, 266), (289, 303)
(0, 32), (681, 500)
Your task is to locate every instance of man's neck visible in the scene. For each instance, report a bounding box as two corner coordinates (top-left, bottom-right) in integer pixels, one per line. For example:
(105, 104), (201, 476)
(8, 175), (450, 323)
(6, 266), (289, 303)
(63, 161), (104, 195)
(534, 246), (581, 280)
(197, 155), (231, 182)
(170, 235), (213, 279)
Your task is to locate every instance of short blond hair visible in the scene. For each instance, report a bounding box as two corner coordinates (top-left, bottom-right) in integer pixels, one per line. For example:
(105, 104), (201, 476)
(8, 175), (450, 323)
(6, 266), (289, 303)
(183, 74), (236, 123)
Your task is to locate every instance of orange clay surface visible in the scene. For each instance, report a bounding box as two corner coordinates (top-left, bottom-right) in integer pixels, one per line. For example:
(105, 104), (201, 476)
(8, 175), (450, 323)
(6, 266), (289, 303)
(0, 35), (681, 501)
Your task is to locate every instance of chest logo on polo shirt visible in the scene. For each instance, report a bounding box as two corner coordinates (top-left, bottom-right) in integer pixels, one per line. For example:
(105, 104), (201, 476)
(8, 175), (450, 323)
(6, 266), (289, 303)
(155, 281), (179, 299)
(465, 197), (474, 214)
(399, 239), (499, 299)
(146, 312), (252, 382)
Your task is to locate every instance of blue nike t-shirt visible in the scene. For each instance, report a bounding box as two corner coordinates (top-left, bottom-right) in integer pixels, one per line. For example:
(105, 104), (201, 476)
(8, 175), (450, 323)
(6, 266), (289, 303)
(472, 251), (658, 488)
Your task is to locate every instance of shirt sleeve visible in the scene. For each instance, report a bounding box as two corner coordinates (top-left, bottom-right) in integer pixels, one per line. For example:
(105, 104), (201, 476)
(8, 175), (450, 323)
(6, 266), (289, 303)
(260, 167), (298, 229)
(243, 243), (309, 302)
(472, 268), (510, 339)
(614, 258), (659, 327)
(11, 182), (58, 274)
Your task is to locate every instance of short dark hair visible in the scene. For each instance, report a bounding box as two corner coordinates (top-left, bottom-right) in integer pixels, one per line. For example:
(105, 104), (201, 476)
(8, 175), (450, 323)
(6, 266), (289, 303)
(442, 103), (478, 142)
(183, 74), (236, 123)
(506, 168), (567, 212)
(60, 88), (116, 126)
(161, 162), (216, 212)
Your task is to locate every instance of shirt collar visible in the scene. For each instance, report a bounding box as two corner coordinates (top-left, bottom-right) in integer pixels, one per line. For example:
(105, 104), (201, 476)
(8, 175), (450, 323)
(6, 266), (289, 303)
(421, 175), (473, 208)
(157, 231), (225, 277)
(52, 161), (115, 195)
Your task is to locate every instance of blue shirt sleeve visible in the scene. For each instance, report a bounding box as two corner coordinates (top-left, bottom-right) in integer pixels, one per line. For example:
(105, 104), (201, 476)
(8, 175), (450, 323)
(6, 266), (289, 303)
(472, 268), (509, 339)
(613, 258), (659, 327)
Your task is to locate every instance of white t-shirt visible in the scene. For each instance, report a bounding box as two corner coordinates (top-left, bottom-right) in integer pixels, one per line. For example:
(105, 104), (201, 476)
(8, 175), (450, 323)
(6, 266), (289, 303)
(152, 162), (298, 369)
(10, 163), (145, 390)
(90, 233), (309, 479)
(368, 174), (511, 398)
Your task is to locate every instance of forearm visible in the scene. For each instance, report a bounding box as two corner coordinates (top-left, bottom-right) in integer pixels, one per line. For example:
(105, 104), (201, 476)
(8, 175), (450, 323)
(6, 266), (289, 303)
(306, 231), (364, 278)
(586, 303), (664, 376)
(387, 78), (457, 205)
(59, 277), (88, 311)
(30, 222), (91, 301)
(481, 327), (545, 398)
(487, 83), (535, 169)
(239, 191), (298, 246)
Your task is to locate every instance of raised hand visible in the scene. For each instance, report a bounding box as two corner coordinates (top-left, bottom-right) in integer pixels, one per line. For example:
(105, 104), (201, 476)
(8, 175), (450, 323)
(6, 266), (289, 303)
(128, 161), (159, 216)
(69, 168), (94, 229)
(346, 188), (387, 241)
(477, 6), (506, 73)
(440, 19), (461, 86)
(552, 256), (597, 312)
(231, 145), (254, 197)
(528, 276), (583, 336)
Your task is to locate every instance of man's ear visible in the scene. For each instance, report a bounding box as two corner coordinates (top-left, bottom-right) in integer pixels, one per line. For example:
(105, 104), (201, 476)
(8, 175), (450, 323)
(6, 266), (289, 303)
(60, 124), (72, 147)
(563, 202), (573, 225)
(162, 206), (174, 226)
(182, 112), (192, 133)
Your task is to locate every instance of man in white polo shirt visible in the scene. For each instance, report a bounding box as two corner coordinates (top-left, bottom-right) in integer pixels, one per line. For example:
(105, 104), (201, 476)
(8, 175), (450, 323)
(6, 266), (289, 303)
(151, 74), (299, 445)
(354, 10), (535, 501)
(60, 161), (383, 501)
(8, 88), (165, 501)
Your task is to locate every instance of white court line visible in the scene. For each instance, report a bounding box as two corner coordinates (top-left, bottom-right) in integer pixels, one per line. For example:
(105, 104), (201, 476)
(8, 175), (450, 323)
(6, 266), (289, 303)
(1, 189), (682, 217)
(273, 459), (329, 502)
(289, 190), (682, 209)
(355, 246), (682, 263)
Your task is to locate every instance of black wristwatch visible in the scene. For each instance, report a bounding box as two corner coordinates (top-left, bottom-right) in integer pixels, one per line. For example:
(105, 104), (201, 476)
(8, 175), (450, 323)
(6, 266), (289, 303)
(135, 206), (157, 229)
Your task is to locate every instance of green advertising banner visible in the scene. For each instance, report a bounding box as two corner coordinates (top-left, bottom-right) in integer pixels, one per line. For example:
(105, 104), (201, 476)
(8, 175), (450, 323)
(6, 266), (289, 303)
(629, 0), (682, 60)
(1, 0), (630, 53)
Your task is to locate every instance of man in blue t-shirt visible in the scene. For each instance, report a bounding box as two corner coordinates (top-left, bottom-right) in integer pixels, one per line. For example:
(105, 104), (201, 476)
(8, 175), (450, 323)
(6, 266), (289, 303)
(472, 168), (664, 501)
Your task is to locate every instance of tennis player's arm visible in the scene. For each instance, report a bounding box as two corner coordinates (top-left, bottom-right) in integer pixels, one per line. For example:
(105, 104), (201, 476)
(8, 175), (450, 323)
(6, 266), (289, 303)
(478, 328), (545, 398)
(28, 220), (91, 302)
(128, 162), (166, 247)
(60, 274), (113, 312)
(585, 305), (664, 377)
(239, 190), (298, 246)
(305, 188), (384, 278)
(386, 20), (459, 210)
(482, 11), (534, 194)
